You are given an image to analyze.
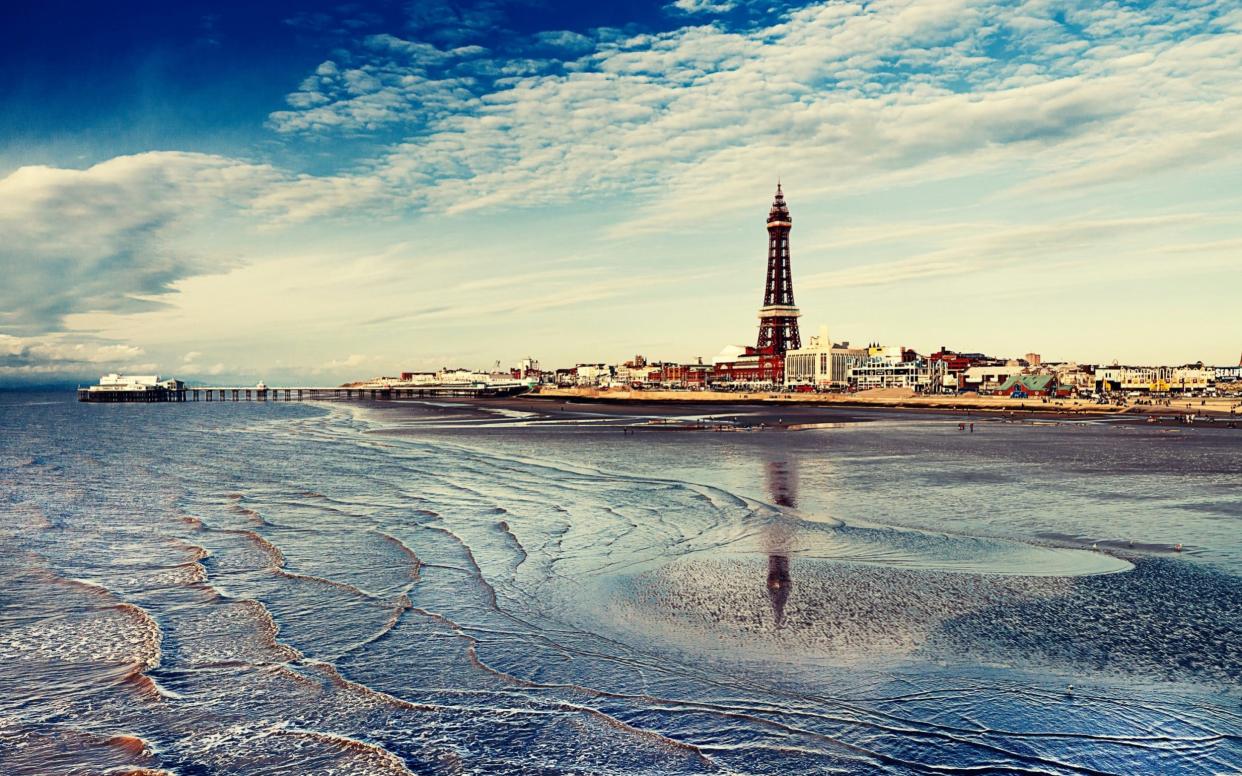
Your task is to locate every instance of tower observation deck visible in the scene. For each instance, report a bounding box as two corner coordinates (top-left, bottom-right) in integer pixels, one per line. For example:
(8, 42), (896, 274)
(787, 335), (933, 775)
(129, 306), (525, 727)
(756, 183), (801, 355)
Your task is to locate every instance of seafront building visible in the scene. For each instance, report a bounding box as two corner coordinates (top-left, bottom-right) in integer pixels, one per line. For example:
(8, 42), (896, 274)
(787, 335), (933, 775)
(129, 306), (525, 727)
(783, 326), (867, 388)
(1095, 365), (1215, 393)
(962, 364), (1024, 393)
(286, 189), (1241, 400)
(847, 346), (949, 392)
(511, 189), (1237, 398)
(997, 374), (1065, 398)
(79, 373), (186, 402)
(1217, 364), (1242, 384)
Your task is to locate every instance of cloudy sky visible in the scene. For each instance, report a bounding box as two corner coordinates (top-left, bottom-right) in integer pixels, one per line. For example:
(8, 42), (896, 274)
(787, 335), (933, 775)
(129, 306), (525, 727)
(2, 0), (1239, 385)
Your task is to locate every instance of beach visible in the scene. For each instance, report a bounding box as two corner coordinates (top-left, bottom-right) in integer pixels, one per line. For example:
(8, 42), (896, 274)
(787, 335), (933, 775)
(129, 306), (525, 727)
(530, 385), (1242, 420)
(2, 392), (1239, 774)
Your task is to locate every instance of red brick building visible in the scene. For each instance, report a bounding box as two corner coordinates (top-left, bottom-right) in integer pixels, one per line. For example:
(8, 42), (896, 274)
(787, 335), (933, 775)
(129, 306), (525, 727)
(712, 349), (785, 384)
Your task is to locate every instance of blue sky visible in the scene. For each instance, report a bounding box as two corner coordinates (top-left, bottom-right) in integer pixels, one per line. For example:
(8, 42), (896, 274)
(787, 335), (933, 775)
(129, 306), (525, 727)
(2, 0), (1240, 384)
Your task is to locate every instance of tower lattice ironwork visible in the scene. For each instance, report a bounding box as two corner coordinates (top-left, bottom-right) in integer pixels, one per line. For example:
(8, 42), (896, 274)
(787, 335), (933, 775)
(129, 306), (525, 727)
(756, 183), (801, 355)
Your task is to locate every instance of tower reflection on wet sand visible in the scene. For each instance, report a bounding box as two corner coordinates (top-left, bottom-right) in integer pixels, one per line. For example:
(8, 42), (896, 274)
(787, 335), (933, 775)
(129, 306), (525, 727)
(765, 460), (796, 628)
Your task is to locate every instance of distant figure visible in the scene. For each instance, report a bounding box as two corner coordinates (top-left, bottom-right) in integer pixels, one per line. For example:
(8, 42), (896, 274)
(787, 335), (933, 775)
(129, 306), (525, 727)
(1066, 684), (1074, 695)
(1175, 543), (1183, 552)
(969, 422), (974, 433)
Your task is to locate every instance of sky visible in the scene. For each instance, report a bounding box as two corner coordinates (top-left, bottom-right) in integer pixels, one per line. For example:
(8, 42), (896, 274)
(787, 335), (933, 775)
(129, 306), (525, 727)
(2, 0), (1240, 386)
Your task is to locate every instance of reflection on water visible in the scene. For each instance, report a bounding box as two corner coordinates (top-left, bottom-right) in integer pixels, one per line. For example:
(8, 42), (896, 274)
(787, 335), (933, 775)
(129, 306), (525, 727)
(0, 394), (1239, 775)
(765, 555), (791, 628)
(764, 460), (796, 628)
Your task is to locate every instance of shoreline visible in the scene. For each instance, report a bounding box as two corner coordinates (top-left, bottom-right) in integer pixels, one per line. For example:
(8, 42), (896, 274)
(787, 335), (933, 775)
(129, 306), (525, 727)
(353, 393), (1241, 433)
(525, 386), (1241, 423)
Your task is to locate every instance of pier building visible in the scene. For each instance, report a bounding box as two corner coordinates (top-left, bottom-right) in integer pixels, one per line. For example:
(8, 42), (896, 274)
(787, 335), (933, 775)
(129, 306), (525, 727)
(78, 374), (186, 402)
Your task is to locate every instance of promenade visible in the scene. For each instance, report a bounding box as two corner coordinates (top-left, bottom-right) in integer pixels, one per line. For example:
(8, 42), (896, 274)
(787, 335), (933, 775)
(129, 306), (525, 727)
(534, 386), (1241, 419)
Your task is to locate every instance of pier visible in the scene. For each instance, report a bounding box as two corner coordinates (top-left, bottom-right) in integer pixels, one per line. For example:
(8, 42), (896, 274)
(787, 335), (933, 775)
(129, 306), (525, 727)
(78, 384), (529, 403)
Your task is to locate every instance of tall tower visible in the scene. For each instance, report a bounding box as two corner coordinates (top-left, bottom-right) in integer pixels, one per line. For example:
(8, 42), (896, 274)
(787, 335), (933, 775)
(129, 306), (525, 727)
(756, 184), (801, 355)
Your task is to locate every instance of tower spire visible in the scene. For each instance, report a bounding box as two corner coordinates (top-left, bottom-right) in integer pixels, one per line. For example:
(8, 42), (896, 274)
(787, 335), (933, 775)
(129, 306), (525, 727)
(756, 183), (801, 356)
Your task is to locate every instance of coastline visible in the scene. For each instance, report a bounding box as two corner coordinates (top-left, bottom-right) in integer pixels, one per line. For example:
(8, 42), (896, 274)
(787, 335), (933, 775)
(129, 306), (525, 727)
(525, 386), (1241, 423)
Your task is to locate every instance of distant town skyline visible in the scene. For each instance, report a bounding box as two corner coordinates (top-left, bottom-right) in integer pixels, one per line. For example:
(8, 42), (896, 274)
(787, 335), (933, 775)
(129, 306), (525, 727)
(3, 0), (1241, 386)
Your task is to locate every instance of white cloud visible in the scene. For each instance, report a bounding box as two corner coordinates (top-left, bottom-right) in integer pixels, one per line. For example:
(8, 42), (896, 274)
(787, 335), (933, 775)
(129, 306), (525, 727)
(534, 30), (595, 52)
(799, 214), (1217, 290)
(0, 152), (277, 333)
(181, 360), (227, 376)
(254, 0), (1241, 235)
(669, 0), (738, 14)
(266, 38), (491, 135)
(0, 333), (150, 377)
(334, 353), (370, 368)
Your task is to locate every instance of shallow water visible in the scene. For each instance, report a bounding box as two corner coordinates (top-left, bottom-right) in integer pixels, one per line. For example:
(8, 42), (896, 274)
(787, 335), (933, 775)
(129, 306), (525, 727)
(0, 393), (1239, 774)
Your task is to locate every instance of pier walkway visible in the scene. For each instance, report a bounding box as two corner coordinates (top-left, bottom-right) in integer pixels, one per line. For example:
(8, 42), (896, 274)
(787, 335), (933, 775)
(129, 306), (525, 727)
(78, 385), (527, 403)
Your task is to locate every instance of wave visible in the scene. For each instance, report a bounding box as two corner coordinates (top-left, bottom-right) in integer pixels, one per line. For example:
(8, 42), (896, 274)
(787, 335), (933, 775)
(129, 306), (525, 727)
(25, 573), (165, 671)
(0, 726), (162, 775)
(275, 568), (374, 599)
(218, 528), (286, 569)
(554, 700), (718, 767)
(373, 530), (422, 579)
(494, 520), (529, 570)
(305, 659), (442, 713)
(237, 599), (303, 663)
(272, 729), (416, 776)
(228, 503), (267, 526)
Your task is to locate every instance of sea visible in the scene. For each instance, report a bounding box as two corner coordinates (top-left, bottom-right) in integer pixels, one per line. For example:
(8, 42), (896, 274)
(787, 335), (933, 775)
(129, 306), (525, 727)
(1, 391), (1239, 774)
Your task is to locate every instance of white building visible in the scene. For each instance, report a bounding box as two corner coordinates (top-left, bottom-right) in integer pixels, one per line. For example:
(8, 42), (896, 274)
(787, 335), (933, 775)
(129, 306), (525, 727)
(399, 372), (439, 385)
(1049, 362), (1094, 393)
(87, 374), (183, 394)
(1095, 366), (1155, 392)
(849, 360), (937, 390)
(962, 364), (1023, 393)
(513, 358), (540, 379)
(783, 326), (866, 388)
(99, 373), (159, 387)
(437, 368), (491, 385)
(847, 347), (941, 391)
(1095, 366), (1214, 393)
(94, 374), (181, 390)
(614, 362), (652, 386)
(573, 363), (613, 387)
(1167, 366), (1214, 392)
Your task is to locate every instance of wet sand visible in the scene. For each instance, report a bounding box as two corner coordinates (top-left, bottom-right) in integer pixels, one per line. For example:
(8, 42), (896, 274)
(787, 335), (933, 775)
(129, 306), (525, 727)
(4, 392), (1239, 774)
(357, 393), (1240, 431)
(362, 394), (879, 427)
